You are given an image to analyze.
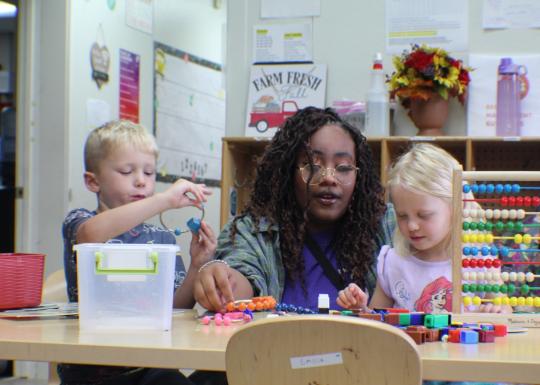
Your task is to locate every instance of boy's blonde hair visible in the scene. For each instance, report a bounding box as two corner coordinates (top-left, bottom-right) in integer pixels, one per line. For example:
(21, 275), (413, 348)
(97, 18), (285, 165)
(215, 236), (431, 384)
(387, 143), (460, 257)
(84, 120), (159, 173)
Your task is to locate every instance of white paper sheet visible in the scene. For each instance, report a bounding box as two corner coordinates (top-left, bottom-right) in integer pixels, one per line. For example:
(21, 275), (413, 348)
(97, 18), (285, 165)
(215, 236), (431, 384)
(253, 23), (313, 63)
(482, 0), (540, 29)
(385, 0), (468, 54)
(261, 0), (320, 19)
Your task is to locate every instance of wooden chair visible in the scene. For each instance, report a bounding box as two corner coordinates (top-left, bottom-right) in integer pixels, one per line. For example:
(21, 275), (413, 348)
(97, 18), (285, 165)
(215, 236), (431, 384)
(225, 315), (422, 385)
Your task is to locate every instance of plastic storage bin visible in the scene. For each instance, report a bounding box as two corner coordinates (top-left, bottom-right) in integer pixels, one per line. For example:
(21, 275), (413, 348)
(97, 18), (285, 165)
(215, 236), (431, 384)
(75, 243), (178, 331)
(0, 253), (45, 310)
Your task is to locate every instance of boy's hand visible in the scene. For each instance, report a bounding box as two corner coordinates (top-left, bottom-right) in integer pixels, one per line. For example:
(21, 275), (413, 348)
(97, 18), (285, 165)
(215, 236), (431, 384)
(194, 261), (235, 312)
(164, 178), (211, 210)
(337, 283), (369, 311)
(189, 221), (217, 270)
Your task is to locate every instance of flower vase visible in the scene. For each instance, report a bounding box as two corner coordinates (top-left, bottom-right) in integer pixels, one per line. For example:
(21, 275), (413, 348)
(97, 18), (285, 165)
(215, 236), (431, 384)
(408, 94), (449, 136)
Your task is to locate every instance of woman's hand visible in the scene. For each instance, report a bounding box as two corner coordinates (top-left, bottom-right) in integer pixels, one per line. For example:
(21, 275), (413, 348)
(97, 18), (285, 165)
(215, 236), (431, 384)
(193, 261), (235, 312)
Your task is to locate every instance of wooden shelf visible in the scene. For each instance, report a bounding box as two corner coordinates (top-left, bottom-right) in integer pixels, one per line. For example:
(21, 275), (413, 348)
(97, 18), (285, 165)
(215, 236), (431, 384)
(220, 136), (540, 227)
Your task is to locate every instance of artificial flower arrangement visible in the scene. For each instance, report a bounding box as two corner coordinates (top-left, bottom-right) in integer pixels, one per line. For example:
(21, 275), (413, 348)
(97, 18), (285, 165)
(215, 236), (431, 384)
(388, 44), (472, 109)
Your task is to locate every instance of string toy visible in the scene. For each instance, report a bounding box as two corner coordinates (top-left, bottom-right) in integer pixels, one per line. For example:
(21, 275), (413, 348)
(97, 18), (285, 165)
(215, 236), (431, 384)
(159, 204), (205, 236)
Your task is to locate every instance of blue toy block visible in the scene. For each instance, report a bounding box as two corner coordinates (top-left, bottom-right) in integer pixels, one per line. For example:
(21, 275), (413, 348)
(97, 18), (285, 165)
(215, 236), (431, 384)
(460, 330), (479, 344)
(410, 312), (425, 325)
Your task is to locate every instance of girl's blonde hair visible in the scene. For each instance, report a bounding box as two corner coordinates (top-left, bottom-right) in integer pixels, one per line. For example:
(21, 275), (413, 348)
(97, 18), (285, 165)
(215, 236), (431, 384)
(387, 143), (460, 257)
(84, 120), (159, 173)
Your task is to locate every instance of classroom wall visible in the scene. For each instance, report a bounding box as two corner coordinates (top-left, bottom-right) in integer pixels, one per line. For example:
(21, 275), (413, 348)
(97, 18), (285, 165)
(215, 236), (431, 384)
(22, 0), (226, 276)
(225, 0), (540, 137)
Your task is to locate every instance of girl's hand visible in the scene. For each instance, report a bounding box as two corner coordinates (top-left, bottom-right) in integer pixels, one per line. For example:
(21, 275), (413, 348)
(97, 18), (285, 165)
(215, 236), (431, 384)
(337, 283), (369, 311)
(189, 221), (217, 270)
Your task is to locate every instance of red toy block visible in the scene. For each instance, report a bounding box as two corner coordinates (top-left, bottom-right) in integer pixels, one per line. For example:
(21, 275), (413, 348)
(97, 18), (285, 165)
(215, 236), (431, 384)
(493, 324), (507, 337)
(356, 313), (383, 321)
(448, 329), (461, 343)
(384, 313), (400, 325)
(425, 328), (440, 342)
(406, 330), (426, 345)
(479, 329), (495, 343)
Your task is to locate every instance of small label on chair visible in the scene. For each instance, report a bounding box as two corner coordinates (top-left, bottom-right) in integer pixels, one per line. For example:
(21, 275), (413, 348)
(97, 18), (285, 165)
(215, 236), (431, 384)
(290, 352), (343, 369)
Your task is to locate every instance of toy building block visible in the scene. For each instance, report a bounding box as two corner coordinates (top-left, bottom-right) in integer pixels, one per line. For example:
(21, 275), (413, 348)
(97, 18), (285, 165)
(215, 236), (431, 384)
(356, 312), (383, 321)
(424, 314), (450, 328)
(384, 313), (401, 325)
(493, 324), (508, 337)
(448, 329), (461, 343)
(405, 327), (427, 345)
(460, 330), (479, 344)
(410, 312), (425, 326)
(386, 308), (410, 313)
(398, 313), (411, 326)
(425, 328), (440, 342)
(479, 329), (495, 343)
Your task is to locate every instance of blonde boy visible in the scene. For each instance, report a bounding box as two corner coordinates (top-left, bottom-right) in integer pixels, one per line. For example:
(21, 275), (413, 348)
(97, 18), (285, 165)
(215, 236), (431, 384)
(60, 120), (213, 385)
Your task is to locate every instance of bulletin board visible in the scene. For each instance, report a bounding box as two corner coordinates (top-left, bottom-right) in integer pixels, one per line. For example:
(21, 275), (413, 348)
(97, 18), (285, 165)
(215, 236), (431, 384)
(153, 41), (225, 186)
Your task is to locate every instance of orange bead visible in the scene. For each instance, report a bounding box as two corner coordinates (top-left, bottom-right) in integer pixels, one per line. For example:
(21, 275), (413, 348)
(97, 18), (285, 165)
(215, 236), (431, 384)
(247, 302), (256, 311)
(255, 302), (263, 311)
(226, 302), (235, 312)
(237, 302), (247, 311)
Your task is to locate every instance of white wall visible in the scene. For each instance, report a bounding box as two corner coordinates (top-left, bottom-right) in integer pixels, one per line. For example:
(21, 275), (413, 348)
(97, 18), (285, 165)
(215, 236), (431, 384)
(20, 0), (226, 276)
(225, 0), (540, 137)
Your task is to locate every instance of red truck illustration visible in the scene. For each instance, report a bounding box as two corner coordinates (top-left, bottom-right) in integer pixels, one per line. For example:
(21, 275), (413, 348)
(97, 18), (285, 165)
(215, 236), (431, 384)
(249, 99), (299, 133)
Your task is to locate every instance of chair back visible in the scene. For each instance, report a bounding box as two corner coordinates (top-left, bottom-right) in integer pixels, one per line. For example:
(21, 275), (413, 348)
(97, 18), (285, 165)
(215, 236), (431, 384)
(226, 314), (422, 385)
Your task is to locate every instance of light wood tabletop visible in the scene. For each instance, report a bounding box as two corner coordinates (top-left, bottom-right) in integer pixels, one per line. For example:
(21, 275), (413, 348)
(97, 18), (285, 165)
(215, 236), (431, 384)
(1, 311), (539, 383)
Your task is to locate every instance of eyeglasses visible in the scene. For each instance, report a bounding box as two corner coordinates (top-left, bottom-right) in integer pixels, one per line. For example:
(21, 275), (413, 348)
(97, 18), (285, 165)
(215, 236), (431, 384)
(298, 164), (359, 185)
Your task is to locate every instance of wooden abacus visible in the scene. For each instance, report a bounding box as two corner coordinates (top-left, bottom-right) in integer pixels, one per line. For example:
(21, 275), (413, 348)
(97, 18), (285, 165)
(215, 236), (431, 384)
(451, 169), (540, 327)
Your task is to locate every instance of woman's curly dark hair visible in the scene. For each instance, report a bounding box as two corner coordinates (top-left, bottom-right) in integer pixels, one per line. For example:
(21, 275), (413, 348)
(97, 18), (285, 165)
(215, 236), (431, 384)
(232, 107), (386, 290)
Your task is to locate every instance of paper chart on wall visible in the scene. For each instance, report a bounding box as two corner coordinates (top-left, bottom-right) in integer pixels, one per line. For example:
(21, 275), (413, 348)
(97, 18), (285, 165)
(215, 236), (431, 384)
(154, 42), (225, 186)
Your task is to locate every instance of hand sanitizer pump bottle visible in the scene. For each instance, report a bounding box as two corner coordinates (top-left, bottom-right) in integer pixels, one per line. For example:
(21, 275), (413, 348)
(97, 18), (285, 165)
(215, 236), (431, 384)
(496, 57), (525, 136)
(365, 53), (390, 137)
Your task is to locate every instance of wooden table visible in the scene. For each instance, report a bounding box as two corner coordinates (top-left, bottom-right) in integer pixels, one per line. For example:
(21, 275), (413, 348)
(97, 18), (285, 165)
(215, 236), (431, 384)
(1, 311), (539, 383)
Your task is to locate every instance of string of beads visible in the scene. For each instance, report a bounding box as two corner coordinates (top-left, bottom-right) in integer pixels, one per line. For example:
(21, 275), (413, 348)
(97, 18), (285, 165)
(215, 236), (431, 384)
(463, 183), (540, 194)
(463, 208), (540, 219)
(462, 232), (540, 244)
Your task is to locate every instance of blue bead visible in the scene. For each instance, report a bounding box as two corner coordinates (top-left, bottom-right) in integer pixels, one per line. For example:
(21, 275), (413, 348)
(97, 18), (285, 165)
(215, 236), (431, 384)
(275, 304), (282, 311)
(471, 247), (479, 256)
(186, 217), (201, 233)
(478, 184), (487, 194)
(490, 246), (498, 256)
(500, 247), (509, 257)
(463, 247), (471, 256)
(486, 184), (495, 194)
(481, 246), (489, 256)
(495, 184), (504, 194)
(288, 305), (297, 313)
(174, 228), (182, 236)
(504, 184), (512, 193)
(471, 184), (479, 194)
(512, 184), (520, 193)
(463, 184), (471, 193)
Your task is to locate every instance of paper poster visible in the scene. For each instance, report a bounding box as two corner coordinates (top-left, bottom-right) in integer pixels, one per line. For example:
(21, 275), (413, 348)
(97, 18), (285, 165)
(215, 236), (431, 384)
(126, 0), (153, 34)
(261, 0), (320, 19)
(467, 54), (540, 136)
(253, 23), (313, 64)
(482, 0), (540, 29)
(245, 64), (326, 137)
(86, 99), (111, 129)
(119, 49), (140, 123)
(154, 42), (225, 186)
(385, 0), (468, 54)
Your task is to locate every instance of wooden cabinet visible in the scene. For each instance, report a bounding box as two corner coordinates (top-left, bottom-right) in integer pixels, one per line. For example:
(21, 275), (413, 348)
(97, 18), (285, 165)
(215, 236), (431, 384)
(220, 136), (540, 227)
